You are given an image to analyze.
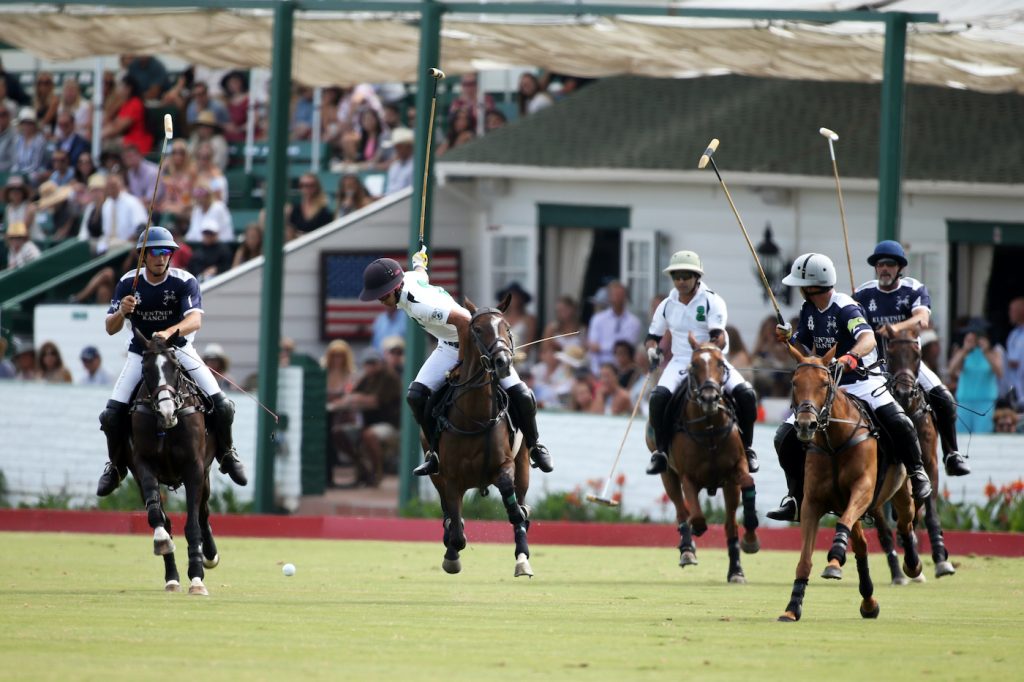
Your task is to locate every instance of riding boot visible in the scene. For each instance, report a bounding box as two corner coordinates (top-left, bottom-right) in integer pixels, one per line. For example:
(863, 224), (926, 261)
(211, 393), (247, 486)
(646, 387), (672, 475)
(766, 423), (805, 522)
(926, 385), (970, 476)
(97, 400), (130, 497)
(731, 382), (760, 473)
(875, 402), (933, 501)
(507, 383), (553, 472)
(407, 382), (439, 476)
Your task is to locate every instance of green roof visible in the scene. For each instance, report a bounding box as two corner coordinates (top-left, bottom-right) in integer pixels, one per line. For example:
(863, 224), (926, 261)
(442, 75), (1024, 184)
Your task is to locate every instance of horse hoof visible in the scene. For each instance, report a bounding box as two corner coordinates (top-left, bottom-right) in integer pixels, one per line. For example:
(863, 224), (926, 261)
(679, 551), (698, 567)
(203, 553), (220, 569)
(153, 527), (175, 556)
(728, 572), (746, 584)
(860, 599), (880, 619)
(910, 573), (927, 584)
(691, 519), (708, 537)
(777, 612), (799, 623)
(442, 558), (462, 574)
(935, 561), (956, 578)
(740, 535), (760, 554)
(188, 577), (208, 596)
(903, 561), (924, 580)
(514, 553), (534, 578)
(165, 580), (181, 593)
(891, 576), (909, 586)
(821, 565), (843, 580)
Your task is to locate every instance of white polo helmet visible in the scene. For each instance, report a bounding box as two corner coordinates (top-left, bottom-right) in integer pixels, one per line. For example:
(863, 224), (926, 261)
(663, 250), (704, 275)
(782, 252), (837, 287)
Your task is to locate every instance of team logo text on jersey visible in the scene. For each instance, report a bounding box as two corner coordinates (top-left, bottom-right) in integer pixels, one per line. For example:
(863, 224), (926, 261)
(896, 295), (910, 308)
(430, 309), (444, 322)
(696, 305), (706, 322)
(807, 317), (815, 331)
(868, 299), (877, 312)
(826, 316), (837, 334)
(163, 290), (178, 306)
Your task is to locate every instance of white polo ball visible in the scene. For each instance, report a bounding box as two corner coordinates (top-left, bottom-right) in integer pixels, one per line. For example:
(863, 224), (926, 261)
(282, 563), (296, 577)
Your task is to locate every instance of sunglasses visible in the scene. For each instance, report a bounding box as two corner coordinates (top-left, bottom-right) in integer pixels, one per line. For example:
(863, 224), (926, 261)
(148, 247), (174, 257)
(671, 272), (697, 281)
(876, 259), (899, 267)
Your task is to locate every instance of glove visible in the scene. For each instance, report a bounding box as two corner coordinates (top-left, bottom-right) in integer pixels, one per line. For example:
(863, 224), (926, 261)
(412, 245), (428, 270)
(647, 346), (663, 371)
(775, 322), (793, 342)
(837, 353), (860, 373)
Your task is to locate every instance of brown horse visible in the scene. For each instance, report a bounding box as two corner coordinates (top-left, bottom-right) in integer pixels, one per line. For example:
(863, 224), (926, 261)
(427, 297), (533, 577)
(883, 325), (955, 580)
(779, 344), (920, 622)
(130, 331), (219, 595)
(648, 333), (759, 583)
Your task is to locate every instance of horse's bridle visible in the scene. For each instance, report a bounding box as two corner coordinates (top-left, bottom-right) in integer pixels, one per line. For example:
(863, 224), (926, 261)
(793, 361), (873, 456)
(469, 307), (514, 376)
(137, 347), (201, 421)
(884, 336), (927, 417)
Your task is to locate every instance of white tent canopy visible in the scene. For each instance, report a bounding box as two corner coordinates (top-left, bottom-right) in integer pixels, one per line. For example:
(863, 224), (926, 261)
(0, 1), (1023, 92)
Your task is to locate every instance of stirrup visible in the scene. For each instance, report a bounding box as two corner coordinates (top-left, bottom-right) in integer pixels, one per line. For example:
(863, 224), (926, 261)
(646, 451), (668, 475)
(96, 462), (123, 497)
(766, 496), (799, 522)
(745, 447), (760, 473)
(413, 451), (439, 476)
(943, 451), (970, 477)
(218, 449), (248, 486)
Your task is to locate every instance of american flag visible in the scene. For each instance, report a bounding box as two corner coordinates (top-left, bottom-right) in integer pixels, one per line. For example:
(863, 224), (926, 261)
(321, 250), (462, 340)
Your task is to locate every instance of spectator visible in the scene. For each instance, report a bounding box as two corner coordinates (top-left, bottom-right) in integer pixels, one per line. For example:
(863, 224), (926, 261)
(920, 328), (943, 377)
(185, 80), (228, 128)
(99, 70), (122, 134)
(3, 175), (35, 230)
(193, 140), (228, 201)
(99, 148), (123, 175)
(220, 70), (252, 144)
(593, 362), (632, 415)
(201, 343), (234, 391)
(231, 223), (263, 269)
(323, 339), (358, 486)
(497, 281), (538, 354)
(12, 108), (50, 185)
(11, 337), (39, 381)
(186, 180), (233, 242)
(586, 280), (641, 374)
(0, 57), (29, 106)
(122, 143), (162, 205)
(545, 344), (588, 407)
(0, 337), (14, 379)
(435, 108), (476, 157)
(57, 77), (93, 142)
(949, 317), (1003, 434)
(3, 221), (41, 269)
(71, 152), (98, 204)
(517, 72), (553, 118)
(126, 54), (169, 100)
(32, 180), (76, 241)
(167, 223), (193, 270)
(321, 86), (344, 147)
(726, 324), (754, 383)
(371, 307), (407, 351)
(187, 111), (228, 171)
(448, 72), (493, 122)
(994, 394), (1021, 433)
(0, 78), (16, 120)
(542, 294), (586, 354)
(158, 140), (195, 221)
(384, 127), (414, 194)
(1004, 297), (1024, 401)
(101, 75), (153, 154)
(51, 114), (87, 171)
(279, 336), (296, 367)
(568, 373), (597, 412)
(0, 105), (14, 173)
(335, 173), (376, 218)
(189, 220), (233, 281)
(79, 345), (112, 385)
(344, 107), (390, 167)
(100, 171), (147, 251)
(613, 340), (640, 389)
(290, 85), (315, 140)
(484, 109), (507, 132)
(287, 172), (333, 236)
(47, 147), (76, 187)
(333, 348), (402, 487)
(751, 314), (792, 398)
(31, 71), (59, 134)
(382, 335), (405, 375)
(530, 343), (565, 408)
(76, 173), (107, 247)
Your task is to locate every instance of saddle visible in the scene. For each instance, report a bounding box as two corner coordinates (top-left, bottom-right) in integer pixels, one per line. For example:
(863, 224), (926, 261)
(661, 381), (737, 442)
(427, 379), (517, 450)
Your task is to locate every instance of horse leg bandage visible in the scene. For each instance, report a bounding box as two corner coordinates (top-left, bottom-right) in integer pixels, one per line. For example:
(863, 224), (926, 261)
(677, 521), (695, 552)
(785, 578), (809, 621)
(741, 485), (758, 530)
(828, 522), (851, 566)
(856, 555), (873, 600)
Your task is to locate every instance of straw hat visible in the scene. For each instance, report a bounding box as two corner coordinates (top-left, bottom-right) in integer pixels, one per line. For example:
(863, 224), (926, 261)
(16, 107), (36, 125)
(35, 181), (73, 210)
(554, 345), (587, 369)
(87, 173), (107, 190)
(202, 343), (230, 370)
(193, 110), (223, 131)
(390, 127), (414, 146)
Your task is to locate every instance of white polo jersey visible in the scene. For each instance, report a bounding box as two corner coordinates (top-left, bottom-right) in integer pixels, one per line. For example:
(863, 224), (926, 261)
(648, 282), (729, 367)
(397, 271), (464, 344)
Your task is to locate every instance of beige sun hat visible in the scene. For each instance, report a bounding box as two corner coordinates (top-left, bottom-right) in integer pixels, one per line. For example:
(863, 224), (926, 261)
(663, 250), (704, 275)
(554, 345), (587, 369)
(35, 181), (73, 210)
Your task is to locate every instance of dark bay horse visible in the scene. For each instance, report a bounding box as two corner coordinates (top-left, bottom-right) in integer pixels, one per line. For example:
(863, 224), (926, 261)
(779, 345), (920, 622)
(130, 331), (219, 595)
(428, 297), (533, 577)
(647, 333), (759, 583)
(884, 325), (955, 580)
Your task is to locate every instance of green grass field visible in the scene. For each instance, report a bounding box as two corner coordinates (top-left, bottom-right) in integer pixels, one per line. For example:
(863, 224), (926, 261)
(2, 532), (1022, 681)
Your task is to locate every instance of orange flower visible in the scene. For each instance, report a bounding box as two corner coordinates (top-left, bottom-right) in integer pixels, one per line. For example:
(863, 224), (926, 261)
(984, 481), (998, 499)
(566, 491), (580, 506)
(1011, 479), (1024, 494)
(660, 492), (670, 505)
(615, 473), (627, 487)
(611, 492), (622, 504)
(942, 485), (950, 501)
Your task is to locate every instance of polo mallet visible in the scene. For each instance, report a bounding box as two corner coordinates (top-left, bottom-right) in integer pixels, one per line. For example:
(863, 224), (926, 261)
(586, 370), (655, 507)
(417, 67), (446, 251)
(819, 127), (855, 293)
(130, 113), (174, 295)
(698, 138), (784, 325)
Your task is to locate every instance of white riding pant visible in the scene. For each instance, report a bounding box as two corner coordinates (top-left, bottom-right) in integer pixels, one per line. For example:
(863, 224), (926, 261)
(916, 362), (941, 391)
(110, 339), (223, 404)
(785, 373), (896, 425)
(414, 340), (521, 392)
(656, 356), (746, 394)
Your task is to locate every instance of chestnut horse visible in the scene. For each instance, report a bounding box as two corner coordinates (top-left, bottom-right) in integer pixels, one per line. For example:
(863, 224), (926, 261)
(427, 297), (533, 578)
(130, 331), (220, 595)
(883, 325), (955, 580)
(779, 345), (920, 622)
(647, 333), (759, 583)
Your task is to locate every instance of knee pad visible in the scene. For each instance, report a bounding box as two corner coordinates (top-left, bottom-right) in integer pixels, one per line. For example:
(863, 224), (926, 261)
(406, 381), (431, 416)
(649, 386), (672, 416)
(99, 400), (128, 432)
(507, 382), (536, 413)
(731, 382), (757, 409)
(212, 392), (235, 418)
(774, 422), (797, 454)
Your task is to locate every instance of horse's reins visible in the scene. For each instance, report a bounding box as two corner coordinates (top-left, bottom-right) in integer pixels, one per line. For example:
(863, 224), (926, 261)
(438, 308), (512, 437)
(794, 362), (874, 456)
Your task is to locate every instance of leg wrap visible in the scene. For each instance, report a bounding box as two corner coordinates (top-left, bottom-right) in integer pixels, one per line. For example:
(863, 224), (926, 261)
(649, 387), (672, 452)
(503, 493), (527, 526)
(828, 522), (851, 567)
(731, 382), (757, 450)
(875, 403), (925, 470)
(774, 423), (806, 503)
(926, 385), (960, 456)
(677, 521), (695, 551)
(507, 382), (539, 447)
(785, 578), (809, 621)
(856, 555), (874, 600)
(741, 485), (759, 530)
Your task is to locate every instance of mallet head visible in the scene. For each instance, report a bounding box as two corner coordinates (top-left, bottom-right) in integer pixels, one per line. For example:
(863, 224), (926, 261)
(585, 493), (620, 508)
(698, 138), (720, 169)
(428, 68), (446, 80)
(164, 113), (174, 140)
(819, 127), (838, 141)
